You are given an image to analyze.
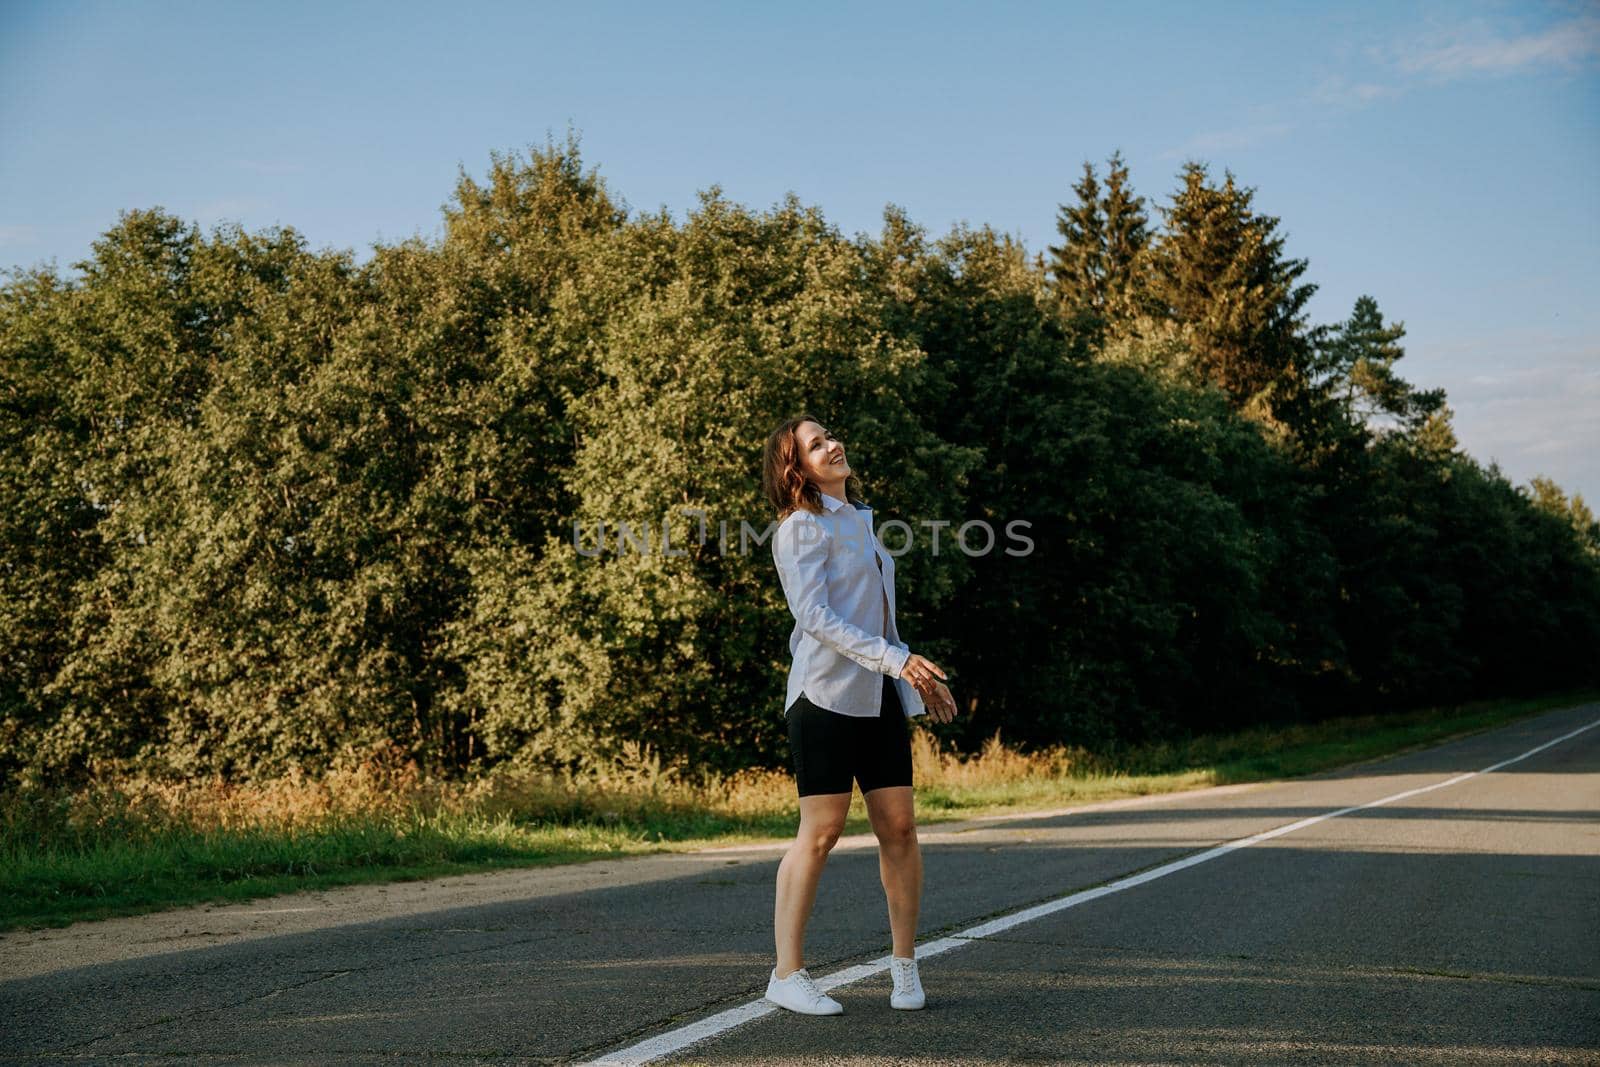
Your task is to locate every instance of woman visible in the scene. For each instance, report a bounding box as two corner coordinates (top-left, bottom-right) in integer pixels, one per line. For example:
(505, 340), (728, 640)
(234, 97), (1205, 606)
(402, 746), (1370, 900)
(759, 413), (959, 1016)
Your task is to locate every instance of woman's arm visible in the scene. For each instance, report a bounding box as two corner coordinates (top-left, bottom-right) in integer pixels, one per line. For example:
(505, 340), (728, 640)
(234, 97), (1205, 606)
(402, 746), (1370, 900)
(774, 514), (912, 679)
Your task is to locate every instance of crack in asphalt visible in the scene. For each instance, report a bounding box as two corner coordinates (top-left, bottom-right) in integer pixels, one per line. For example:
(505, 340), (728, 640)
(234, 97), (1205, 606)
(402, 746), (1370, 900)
(45, 931), (563, 1055)
(1385, 966), (1600, 991)
(47, 967), (355, 1054)
(559, 976), (782, 1062)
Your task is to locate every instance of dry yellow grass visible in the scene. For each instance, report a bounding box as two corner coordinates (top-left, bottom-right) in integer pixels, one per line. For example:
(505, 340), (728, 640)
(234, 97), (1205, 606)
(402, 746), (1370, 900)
(24, 729), (1106, 844)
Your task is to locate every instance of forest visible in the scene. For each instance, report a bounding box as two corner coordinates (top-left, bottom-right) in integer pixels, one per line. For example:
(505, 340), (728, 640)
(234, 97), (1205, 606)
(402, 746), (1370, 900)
(3, 134), (1597, 790)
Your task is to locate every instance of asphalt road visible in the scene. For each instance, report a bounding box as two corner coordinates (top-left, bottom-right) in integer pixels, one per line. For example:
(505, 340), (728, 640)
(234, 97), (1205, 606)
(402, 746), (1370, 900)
(4, 702), (1597, 1065)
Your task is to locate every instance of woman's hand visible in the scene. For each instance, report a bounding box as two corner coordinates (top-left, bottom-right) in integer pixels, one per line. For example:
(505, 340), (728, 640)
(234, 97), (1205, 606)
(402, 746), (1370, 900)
(899, 654), (947, 698)
(924, 681), (958, 724)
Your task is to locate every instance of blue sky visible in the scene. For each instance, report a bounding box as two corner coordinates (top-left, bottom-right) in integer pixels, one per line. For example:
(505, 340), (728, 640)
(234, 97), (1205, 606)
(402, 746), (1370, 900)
(3, 0), (1596, 505)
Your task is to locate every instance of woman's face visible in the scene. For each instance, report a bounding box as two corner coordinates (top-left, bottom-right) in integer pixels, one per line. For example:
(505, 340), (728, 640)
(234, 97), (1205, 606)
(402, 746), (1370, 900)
(794, 420), (850, 488)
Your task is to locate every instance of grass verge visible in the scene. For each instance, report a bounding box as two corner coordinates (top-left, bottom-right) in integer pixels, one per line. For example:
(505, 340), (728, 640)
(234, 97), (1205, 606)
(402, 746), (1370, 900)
(4, 686), (1594, 932)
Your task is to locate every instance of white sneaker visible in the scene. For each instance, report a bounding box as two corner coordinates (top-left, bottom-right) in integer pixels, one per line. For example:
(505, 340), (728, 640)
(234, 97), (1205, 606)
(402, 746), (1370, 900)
(889, 955), (925, 1010)
(766, 967), (844, 1015)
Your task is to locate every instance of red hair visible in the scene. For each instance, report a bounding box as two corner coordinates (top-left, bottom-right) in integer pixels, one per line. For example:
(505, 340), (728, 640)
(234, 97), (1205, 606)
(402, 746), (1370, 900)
(761, 413), (861, 519)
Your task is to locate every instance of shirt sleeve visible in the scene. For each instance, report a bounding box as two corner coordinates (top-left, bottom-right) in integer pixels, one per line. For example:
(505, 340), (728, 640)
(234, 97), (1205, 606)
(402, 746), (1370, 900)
(774, 514), (912, 679)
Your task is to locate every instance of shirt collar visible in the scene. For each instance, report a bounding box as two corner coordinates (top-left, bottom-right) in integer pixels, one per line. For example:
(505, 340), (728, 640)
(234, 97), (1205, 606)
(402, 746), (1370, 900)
(818, 490), (871, 514)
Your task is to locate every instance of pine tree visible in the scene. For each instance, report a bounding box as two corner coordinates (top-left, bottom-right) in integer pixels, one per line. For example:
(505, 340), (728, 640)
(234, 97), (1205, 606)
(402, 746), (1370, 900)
(1047, 161), (1105, 318)
(1148, 162), (1316, 409)
(1311, 295), (1445, 434)
(1046, 152), (1150, 330)
(1100, 150), (1151, 322)
(1527, 476), (1600, 558)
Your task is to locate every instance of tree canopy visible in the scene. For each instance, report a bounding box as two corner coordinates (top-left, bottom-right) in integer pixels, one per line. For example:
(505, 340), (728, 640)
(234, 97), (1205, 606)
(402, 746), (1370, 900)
(3, 137), (1596, 788)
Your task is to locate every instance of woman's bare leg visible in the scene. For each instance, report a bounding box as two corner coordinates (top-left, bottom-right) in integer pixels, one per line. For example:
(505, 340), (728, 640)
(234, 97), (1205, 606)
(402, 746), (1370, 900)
(864, 785), (920, 957)
(774, 791), (852, 978)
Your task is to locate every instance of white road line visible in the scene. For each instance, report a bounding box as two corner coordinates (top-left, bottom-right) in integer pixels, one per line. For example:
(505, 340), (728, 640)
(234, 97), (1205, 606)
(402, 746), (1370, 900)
(582, 713), (1600, 1066)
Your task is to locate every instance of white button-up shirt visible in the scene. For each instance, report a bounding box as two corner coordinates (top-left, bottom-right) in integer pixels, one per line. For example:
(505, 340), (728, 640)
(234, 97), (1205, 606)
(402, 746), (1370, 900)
(772, 489), (926, 719)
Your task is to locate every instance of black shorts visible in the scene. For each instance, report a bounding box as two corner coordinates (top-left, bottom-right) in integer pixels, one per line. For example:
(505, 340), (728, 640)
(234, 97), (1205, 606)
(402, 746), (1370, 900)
(785, 675), (913, 797)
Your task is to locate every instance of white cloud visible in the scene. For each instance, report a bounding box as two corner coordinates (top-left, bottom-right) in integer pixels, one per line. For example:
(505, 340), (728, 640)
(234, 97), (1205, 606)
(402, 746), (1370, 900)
(1291, 14), (1600, 130)
(0, 224), (42, 248)
(1310, 76), (1402, 110)
(1392, 14), (1600, 80)
(234, 159), (307, 176)
(1160, 121), (1297, 161)
(1446, 356), (1600, 501)
(1162, 13), (1598, 159)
